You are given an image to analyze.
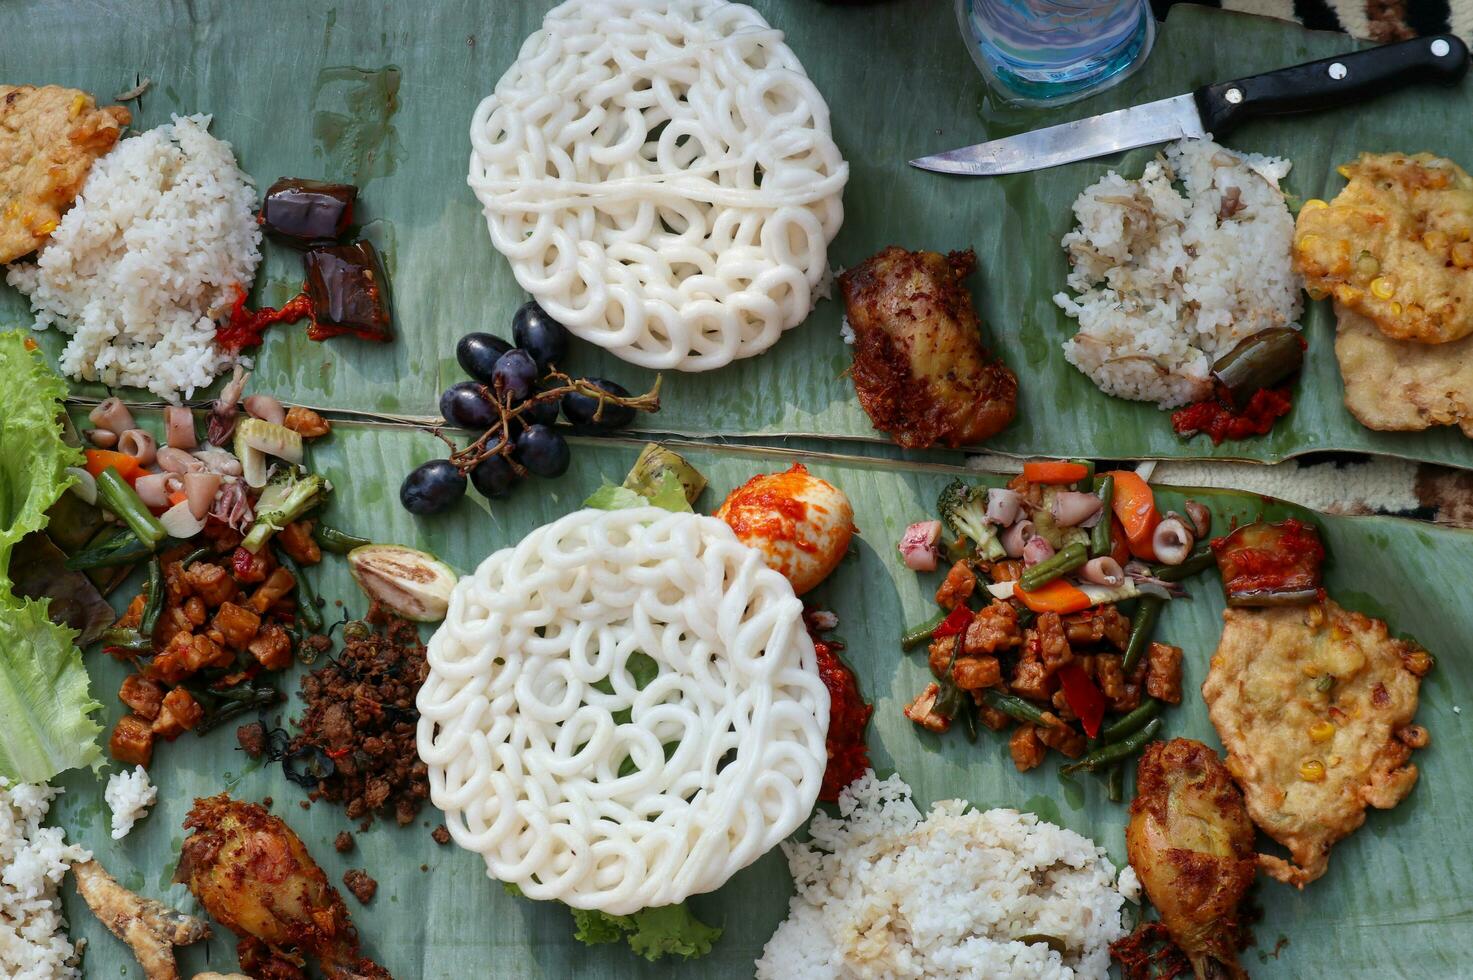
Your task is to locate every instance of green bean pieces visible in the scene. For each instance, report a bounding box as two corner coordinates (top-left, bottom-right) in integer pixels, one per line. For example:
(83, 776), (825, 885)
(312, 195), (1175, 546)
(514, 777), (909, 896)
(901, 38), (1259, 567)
(1090, 476), (1114, 558)
(1061, 717), (1162, 775)
(1154, 548), (1214, 582)
(1121, 596), (1164, 674)
(1100, 698), (1161, 743)
(64, 528), (154, 571)
(95, 467), (167, 548)
(979, 688), (1055, 727)
(1106, 762), (1125, 802)
(277, 552), (324, 632)
(901, 609), (948, 650)
(139, 559), (164, 638)
(1019, 542), (1088, 593)
(313, 523), (372, 555)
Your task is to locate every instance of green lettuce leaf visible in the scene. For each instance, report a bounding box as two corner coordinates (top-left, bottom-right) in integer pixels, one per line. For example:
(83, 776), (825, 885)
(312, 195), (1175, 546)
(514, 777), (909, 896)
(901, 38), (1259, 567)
(0, 331), (80, 585)
(0, 330), (103, 783)
(583, 481), (647, 511)
(0, 596), (104, 783)
(644, 470), (693, 513)
(583, 471), (691, 514)
(570, 904), (722, 962)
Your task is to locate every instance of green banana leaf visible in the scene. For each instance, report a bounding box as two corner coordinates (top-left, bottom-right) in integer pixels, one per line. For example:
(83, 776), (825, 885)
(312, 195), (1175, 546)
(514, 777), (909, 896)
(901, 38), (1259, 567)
(6, 2), (1472, 467)
(53, 418), (1471, 978)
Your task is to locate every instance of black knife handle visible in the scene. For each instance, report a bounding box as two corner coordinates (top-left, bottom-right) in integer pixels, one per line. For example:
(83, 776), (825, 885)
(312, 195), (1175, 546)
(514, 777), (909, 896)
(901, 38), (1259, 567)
(1194, 34), (1469, 136)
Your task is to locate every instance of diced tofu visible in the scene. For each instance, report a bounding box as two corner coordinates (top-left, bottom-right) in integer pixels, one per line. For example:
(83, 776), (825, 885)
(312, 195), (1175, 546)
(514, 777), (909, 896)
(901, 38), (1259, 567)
(118, 675), (164, 721)
(183, 562), (236, 607)
(152, 688), (204, 740)
(110, 715), (154, 767)
(248, 624), (294, 671)
(211, 601), (261, 651)
(248, 567), (296, 614)
(277, 521), (322, 565)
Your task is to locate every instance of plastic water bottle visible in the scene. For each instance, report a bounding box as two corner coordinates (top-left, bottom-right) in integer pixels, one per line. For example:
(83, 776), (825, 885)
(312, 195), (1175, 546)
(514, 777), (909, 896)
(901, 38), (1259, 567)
(956, 0), (1156, 107)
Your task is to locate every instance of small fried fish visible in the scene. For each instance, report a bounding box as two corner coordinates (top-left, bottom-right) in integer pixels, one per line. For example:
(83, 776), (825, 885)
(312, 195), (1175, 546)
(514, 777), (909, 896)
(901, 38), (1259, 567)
(0, 84), (129, 262)
(1294, 152), (1473, 344)
(1203, 599), (1432, 887)
(1334, 304), (1473, 437)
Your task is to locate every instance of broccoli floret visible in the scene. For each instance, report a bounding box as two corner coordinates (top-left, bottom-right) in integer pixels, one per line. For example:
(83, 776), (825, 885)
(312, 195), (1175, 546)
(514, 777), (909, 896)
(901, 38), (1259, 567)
(241, 466), (331, 553)
(937, 480), (1005, 560)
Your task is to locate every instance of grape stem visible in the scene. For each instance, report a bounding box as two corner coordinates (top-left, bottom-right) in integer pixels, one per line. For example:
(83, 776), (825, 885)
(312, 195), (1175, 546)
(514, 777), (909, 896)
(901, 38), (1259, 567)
(445, 369), (662, 474)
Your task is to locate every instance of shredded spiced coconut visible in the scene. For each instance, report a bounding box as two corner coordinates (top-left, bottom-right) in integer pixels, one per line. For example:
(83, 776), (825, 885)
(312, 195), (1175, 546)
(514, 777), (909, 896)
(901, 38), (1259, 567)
(286, 613), (430, 826)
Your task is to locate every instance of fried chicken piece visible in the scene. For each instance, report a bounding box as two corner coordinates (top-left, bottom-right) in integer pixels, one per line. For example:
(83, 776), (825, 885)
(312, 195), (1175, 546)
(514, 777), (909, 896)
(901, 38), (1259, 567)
(177, 796), (390, 979)
(1334, 304), (1473, 437)
(73, 859), (211, 980)
(1127, 739), (1256, 980)
(1295, 152), (1473, 344)
(0, 85), (129, 261)
(1202, 600), (1430, 887)
(838, 246), (1017, 448)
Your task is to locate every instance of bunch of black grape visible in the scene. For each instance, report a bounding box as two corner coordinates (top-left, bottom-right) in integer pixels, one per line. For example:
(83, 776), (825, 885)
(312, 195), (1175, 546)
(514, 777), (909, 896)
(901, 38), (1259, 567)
(400, 301), (659, 515)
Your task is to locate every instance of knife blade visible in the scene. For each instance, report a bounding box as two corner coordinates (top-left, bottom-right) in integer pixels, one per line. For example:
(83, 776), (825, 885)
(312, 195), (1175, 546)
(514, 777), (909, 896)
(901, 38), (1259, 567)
(912, 33), (1470, 177)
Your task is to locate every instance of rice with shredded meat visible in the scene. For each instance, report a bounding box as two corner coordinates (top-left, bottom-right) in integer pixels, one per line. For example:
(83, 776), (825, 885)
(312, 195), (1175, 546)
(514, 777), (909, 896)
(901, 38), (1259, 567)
(0, 779), (91, 979)
(6, 113), (261, 400)
(1053, 138), (1302, 408)
(756, 771), (1132, 979)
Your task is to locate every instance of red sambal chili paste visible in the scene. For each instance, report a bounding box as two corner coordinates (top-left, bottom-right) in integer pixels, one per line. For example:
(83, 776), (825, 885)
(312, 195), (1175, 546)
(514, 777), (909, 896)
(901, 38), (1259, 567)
(719, 464), (818, 553)
(807, 621), (872, 802)
(1210, 518), (1325, 604)
(1170, 385), (1294, 445)
(217, 284), (314, 353)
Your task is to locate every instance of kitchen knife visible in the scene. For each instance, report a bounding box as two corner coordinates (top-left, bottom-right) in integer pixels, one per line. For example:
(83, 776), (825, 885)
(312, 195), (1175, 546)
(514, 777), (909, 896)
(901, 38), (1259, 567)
(911, 34), (1469, 176)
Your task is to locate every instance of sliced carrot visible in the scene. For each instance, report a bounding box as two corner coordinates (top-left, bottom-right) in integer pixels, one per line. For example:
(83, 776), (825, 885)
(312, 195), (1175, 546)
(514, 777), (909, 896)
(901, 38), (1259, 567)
(1103, 470), (1160, 561)
(84, 449), (145, 484)
(1022, 460), (1090, 485)
(1109, 514), (1131, 567)
(1013, 578), (1092, 614)
(23, 337), (38, 351)
(167, 489), (189, 507)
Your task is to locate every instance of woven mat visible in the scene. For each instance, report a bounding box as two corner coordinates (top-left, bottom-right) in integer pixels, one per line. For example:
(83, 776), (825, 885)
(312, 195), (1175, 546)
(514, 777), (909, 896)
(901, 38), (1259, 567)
(1156, 0), (1473, 39)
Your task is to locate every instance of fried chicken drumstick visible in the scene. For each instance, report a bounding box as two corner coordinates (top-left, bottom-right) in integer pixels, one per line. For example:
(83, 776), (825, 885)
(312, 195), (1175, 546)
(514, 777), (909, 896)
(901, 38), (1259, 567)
(838, 246), (1017, 448)
(177, 795), (390, 980)
(1127, 739), (1256, 980)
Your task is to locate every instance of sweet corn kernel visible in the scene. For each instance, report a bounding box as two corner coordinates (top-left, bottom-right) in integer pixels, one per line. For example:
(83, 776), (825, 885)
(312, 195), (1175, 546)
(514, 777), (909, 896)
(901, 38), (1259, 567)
(1301, 198), (1329, 212)
(1423, 230), (1450, 251)
(1336, 164), (1352, 178)
(1356, 251), (1380, 277)
(1392, 302), (1404, 316)
(1452, 241), (1473, 269)
(1296, 234), (1321, 252)
(1302, 663), (1321, 678)
(1309, 720), (1336, 742)
(68, 94), (85, 118)
(36, 220), (56, 235)
(1370, 276), (1396, 299)
(1299, 759), (1326, 782)
(1306, 287), (1329, 301)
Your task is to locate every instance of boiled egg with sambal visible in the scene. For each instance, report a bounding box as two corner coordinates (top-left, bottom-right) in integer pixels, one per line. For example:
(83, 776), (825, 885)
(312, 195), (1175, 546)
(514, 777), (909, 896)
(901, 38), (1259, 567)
(715, 463), (855, 595)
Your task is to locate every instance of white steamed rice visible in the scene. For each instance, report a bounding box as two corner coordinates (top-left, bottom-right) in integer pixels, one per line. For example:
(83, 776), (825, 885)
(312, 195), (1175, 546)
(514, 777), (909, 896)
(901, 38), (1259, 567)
(104, 765), (157, 840)
(756, 771), (1132, 980)
(6, 113), (261, 400)
(0, 779), (91, 980)
(1053, 138), (1302, 408)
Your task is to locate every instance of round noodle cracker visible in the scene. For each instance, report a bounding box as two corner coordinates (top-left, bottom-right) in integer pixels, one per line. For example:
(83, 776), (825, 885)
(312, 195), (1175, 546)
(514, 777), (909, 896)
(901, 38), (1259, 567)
(416, 507), (830, 914)
(468, 0), (847, 371)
